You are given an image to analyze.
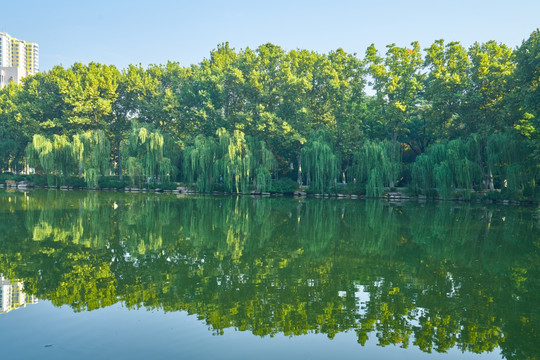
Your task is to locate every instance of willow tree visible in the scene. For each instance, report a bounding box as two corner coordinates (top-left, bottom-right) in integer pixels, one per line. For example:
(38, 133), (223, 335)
(247, 136), (276, 191)
(215, 128), (253, 193)
(448, 136), (481, 193)
(26, 135), (54, 177)
(350, 140), (400, 197)
(26, 134), (75, 185)
(121, 125), (173, 187)
(411, 136), (481, 198)
(183, 134), (217, 192)
(410, 150), (436, 194)
(365, 42), (424, 187)
(487, 131), (536, 194)
(183, 129), (277, 193)
(72, 130), (110, 187)
(301, 132), (338, 194)
(52, 135), (74, 181)
(433, 162), (453, 199)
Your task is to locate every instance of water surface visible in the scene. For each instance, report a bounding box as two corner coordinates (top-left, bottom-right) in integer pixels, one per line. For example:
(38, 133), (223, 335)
(0, 190), (538, 359)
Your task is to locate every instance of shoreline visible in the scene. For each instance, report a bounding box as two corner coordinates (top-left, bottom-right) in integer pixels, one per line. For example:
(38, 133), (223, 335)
(1, 182), (538, 206)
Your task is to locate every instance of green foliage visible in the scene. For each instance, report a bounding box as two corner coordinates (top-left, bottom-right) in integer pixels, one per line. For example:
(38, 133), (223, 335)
(0, 172), (18, 183)
(411, 136), (482, 198)
(65, 176), (88, 188)
(268, 178), (299, 193)
(24, 131), (110, 187)
(0, 35), (538, 196)
(350, 140), (401, 197)
(24, 174), (47, 186)
(121, 124), (175, 187)
(183, 134), (218, 192)
(249, 137), (277, 191)
(215, 128), (251, 193)
(25, 134), (76, 185)
(301, 131), (338, 193)
(72, 130), (111, 187)
(0, 83), (31, 171)
(424, 40), (470, 141)
(487, 131), (537, 195)
(365, 42), (424, 154)
(339, 182), (366, 195)
(513, 30), (540, 164)
(464, 41), (515, 138)
(97, 176), (129, 189)
(184, 128), (277, 193)
(26, 135), (53, 175)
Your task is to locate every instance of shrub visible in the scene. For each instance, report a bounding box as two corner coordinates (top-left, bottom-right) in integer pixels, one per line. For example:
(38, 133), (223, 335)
(523, 184), (536, 200)
(269, 178), (299, 193)
(500, 187), (519, 200)
(98, 176), (129, 189)
(25, 174), (48, 186)
(0, 173), (16, 183)
(65, 176), (87, 188)
(161, 182), (178, 190)
(485, 190), (502, 201)
(340, 182), (366, 195)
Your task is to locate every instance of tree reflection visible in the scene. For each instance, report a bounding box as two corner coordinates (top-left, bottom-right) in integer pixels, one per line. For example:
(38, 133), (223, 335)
(0, 190), (539, 359)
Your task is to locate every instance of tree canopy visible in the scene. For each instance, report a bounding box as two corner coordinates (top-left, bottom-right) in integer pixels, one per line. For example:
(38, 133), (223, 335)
(1, 31), (539, 198)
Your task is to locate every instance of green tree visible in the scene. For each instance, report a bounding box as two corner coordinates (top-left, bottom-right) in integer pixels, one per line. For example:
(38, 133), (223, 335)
(301, 131), (338, 193)
(365, 42), (424, 186)
(25, 134), (76, 185)
(465, 41), (515, 137)
(121, 125), (175, 187)
(350, 140), (401, 197)
(0, 83), (32, 171)
(513, 29), (540, 162)
(464, 41), (515, 189)
(424, 40), (470, 143)
(72, 130), (111, 187)
(183, 134), (218, 192)
(411, 136), (482, 198)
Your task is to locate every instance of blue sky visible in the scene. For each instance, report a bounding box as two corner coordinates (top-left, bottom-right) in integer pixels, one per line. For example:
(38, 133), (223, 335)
(2, 0), (539, 71)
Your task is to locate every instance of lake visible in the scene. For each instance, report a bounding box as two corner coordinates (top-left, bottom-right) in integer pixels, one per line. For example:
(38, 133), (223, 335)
(0, 189), (538, 359)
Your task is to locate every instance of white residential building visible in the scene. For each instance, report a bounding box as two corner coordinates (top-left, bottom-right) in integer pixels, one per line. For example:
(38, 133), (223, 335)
(0, 32), (39, 89)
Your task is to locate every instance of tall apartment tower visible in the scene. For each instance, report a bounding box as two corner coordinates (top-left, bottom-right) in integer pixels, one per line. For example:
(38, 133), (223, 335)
(0, 32), (39, 88)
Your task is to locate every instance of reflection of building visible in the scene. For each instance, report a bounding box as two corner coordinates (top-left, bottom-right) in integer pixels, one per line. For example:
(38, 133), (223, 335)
(0, 32), (39, 89)
(0, 275), (38, 314)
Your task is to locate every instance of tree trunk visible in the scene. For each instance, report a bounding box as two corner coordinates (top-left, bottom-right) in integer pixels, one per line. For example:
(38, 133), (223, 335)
(488, 164), (495, 191)
(297, 151), (302, 186)
(484, 138), (494, 191)
(390, 131), (398, 188)
(118, 139), (123, 180)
